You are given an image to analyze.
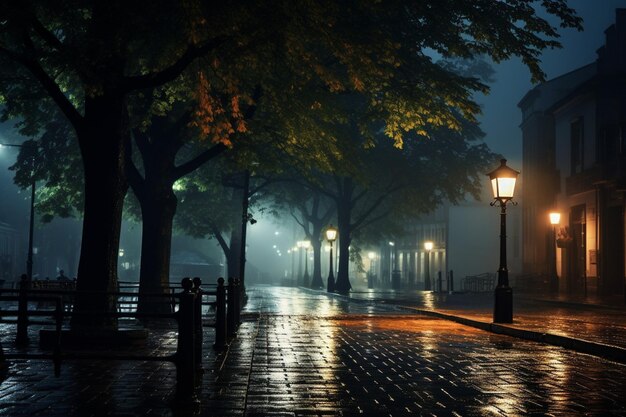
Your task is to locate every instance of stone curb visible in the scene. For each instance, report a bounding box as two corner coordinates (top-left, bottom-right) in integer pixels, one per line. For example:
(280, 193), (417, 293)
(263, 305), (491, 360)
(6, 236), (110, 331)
(395, 305), (626, 364)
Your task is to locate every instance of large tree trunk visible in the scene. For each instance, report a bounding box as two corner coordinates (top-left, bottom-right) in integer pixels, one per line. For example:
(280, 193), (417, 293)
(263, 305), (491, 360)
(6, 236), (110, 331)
(71, 94), (128, 329)
(137, 188), (177, 314)
(310, 235), (323, 289)
(227, 229), (241, 280)
(334, 179), (354, 294)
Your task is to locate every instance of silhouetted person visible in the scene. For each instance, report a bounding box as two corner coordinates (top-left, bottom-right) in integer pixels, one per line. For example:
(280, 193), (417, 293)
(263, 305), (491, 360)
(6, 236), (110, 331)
(56, 270), (69, 281)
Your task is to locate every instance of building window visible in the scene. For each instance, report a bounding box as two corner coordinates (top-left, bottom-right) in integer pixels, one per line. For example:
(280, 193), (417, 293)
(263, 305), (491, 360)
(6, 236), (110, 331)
(571, 117), (584, 174)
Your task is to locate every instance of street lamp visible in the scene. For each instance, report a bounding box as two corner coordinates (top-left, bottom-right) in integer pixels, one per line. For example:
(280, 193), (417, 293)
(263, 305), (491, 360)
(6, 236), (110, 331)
(325, 225), (338, 292)
(424, 241), (433, 291)
(487, 158), (520, 323)
(301, 240), (311, 286)
(549, 212), (561, 294)
(1, 142), (36, 279)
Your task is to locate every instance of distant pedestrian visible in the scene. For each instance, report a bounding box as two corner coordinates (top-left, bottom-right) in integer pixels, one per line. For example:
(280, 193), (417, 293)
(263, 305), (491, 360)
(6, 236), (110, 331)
(56, 270), (69, 281)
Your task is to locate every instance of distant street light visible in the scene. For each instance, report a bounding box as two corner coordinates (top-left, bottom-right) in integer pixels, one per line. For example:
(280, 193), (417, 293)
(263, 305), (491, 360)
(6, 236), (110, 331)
(325, 225), (338, 292)
(549, 212), (561, 294)
(424, 241), (433, 291)
(1, 142), (36, 279)
(487, 158), (520, 323)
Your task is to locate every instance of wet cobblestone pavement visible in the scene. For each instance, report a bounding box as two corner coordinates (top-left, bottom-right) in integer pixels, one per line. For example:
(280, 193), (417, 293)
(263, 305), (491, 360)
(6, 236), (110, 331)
(347, 290), (626, 351)
(1, 286), (626, 416)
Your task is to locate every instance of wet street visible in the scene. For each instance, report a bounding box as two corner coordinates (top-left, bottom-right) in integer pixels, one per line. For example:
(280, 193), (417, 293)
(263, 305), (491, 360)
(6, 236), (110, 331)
(1, 286), (626, 416)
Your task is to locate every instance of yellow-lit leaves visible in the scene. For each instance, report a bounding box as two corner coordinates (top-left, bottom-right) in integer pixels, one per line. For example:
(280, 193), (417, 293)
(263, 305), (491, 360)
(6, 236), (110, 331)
(191, 71), (249, 147)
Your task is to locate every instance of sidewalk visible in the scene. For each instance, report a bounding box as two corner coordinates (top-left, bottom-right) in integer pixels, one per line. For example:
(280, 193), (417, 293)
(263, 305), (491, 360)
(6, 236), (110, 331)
(337, 288), (626, 364)
(2, 286), (626, 416)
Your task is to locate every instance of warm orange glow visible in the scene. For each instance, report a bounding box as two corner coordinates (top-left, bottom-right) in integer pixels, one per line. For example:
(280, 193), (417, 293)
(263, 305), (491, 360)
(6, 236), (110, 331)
(325, 225), (338, 242)
(549, 212), (561, 225)
(424, 241), (434, 251)
(487, 159), (520, 200)
(335, 316), (486, 335)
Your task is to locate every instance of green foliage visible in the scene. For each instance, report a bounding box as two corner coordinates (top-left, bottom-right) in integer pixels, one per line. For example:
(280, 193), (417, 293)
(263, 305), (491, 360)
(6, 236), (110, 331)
(8, 117), (83, 222)
(173, 158), (240, 239)
(0, 0), (581, 232)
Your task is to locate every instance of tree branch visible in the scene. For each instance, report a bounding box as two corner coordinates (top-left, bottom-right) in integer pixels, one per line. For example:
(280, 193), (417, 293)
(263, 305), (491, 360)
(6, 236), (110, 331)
(209, 222), (230, 255)
(173, 142), (227, 180)
(351, 189), (399, 231)
(248, 177), (273, 197)
(122, 36), (228, 92)
(0, 46), (84, 131)
(30, 18), (64, 51)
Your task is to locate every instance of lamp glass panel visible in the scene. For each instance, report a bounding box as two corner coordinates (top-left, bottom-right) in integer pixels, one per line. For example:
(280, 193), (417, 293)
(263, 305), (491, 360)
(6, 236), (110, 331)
(549, 212), (561, 225)
(496, 177), (516, 198)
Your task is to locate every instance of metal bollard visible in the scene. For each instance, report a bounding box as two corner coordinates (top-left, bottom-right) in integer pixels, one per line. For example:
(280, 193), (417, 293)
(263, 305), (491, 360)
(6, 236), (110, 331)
(16, 274), (29, 346)
(191, 277), (203, 371)
(437, 271), (442, 293)
(227, 277), (236, 338)
(449, 270), (454, 293)
(175, 278), (198, 403)
(234, 278), (241, 327)
(53, 297), (63, 377)
(214, 277), (227, 350)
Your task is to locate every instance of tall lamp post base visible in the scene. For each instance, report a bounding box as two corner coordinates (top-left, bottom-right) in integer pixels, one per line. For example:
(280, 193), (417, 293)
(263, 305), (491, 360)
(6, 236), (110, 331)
(493, 285), (513, 323)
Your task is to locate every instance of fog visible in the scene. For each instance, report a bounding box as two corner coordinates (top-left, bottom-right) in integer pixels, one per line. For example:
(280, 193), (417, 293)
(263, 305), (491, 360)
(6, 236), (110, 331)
(0, 1), (624, 286)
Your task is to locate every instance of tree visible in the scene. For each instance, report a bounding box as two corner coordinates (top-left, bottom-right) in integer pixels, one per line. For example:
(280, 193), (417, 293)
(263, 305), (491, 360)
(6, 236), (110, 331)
(0, 1), (582, 325)
(292, 111), (496, 293)
(126, 113), (227, 314)
(173, 159), (272, 282)
(267, 181), (335, 289)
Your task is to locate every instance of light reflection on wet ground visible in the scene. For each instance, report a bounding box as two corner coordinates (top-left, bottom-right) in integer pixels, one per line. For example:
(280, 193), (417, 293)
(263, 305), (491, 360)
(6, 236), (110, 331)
(230, 286), (626, 416)
(0, 285), (625, 416)
(349, 289), (626, 349)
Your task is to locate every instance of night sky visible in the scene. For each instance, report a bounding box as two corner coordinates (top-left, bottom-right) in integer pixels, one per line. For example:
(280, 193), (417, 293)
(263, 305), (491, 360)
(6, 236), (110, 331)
(479, 0), (626, 167)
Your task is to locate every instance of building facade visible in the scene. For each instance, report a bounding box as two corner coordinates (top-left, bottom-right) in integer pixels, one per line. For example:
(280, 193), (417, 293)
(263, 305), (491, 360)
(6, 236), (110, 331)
(519, 9), (626, 298)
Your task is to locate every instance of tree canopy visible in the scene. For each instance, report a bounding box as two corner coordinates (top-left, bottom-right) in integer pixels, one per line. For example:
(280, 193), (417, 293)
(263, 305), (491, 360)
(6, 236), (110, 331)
(0, 1), (582, 324)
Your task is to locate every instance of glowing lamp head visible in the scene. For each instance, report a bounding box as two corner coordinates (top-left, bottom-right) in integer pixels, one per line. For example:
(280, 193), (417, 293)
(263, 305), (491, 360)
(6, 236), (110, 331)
(302, 240), (311, 249)
(549, 212), (561, 225)
(325, 225), (338, 242)
(487, 159), (520, 202)
(367, 251), (375, 260)
(424, 241), (433, 251)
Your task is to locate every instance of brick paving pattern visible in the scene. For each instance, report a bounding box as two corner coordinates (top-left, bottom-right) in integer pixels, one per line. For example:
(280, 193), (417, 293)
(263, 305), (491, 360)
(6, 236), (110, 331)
(0, 286), (625, 416)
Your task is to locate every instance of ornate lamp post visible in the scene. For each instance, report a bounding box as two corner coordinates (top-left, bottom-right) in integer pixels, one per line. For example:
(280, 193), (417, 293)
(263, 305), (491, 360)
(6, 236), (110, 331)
(325, 225), (338, 292)
(424, 241), (433, 291)
(487, 158), (520, 323)
(549, 212), (561, 294)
